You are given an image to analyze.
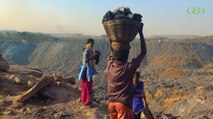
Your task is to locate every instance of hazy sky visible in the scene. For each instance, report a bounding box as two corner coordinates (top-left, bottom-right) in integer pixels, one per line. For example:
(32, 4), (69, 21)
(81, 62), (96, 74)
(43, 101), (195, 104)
(0, 0), (212, 37)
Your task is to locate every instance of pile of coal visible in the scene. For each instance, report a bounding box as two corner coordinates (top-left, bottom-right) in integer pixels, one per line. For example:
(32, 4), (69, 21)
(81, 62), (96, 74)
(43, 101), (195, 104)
(103, 6), (142, 22)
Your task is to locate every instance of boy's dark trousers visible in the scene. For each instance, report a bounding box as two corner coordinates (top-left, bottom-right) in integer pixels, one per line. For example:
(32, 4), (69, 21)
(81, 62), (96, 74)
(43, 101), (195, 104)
(134, 111), (142, 119)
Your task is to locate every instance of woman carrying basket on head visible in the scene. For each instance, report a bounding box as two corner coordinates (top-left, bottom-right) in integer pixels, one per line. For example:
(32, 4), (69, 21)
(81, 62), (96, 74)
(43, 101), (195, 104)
(78, 39), (100, 106)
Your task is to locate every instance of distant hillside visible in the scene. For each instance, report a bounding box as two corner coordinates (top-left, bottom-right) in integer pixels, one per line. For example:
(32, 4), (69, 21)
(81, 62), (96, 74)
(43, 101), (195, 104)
(0, 32), (212, 76)
(0, 31), (60, 42)
(0, 32), (109, 76)
(0, 30), (16, 33)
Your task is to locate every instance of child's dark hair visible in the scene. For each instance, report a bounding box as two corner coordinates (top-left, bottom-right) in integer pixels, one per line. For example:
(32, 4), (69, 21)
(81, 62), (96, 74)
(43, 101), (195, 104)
(112, 49), (129, 62)
(83, 39), (94, 51)
(86, 39), (94, 44)
(134, 71), (140, 80)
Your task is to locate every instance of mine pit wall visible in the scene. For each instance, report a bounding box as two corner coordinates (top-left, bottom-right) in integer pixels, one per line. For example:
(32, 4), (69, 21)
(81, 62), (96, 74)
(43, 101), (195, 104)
(0, 38), (212, 76)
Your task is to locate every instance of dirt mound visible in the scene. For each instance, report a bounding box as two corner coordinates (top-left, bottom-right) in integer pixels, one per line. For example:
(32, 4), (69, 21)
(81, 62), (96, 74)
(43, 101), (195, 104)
(143, 70), (213, 119)
(150, 54), (203, 68)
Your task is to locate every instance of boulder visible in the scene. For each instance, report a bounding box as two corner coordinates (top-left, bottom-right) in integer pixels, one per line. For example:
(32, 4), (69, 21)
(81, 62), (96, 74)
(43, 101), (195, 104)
(27, 78), (39, 87)
(15, 76), (54, 103)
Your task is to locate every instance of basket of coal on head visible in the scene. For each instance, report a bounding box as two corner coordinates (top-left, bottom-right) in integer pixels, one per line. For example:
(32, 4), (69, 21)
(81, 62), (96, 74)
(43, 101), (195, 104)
(102, 6), (142, 50)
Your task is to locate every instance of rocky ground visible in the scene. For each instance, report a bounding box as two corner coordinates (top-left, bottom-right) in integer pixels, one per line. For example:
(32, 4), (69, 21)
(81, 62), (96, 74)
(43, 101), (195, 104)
(1, 64), (212, 119)
(0, 66), (109, 119)
(140, 64), (213, 119)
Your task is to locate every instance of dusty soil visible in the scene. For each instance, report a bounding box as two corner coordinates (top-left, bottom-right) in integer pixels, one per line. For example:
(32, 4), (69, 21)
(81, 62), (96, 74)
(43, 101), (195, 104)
(0, 66), (109, 119)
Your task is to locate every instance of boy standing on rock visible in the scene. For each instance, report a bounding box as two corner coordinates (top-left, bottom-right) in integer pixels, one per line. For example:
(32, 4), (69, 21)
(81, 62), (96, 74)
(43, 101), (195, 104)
(106, 23), (147, 119)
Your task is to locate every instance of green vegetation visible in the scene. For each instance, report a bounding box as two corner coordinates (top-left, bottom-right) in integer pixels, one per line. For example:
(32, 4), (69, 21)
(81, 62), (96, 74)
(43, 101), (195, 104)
(0, 31), (60, 42)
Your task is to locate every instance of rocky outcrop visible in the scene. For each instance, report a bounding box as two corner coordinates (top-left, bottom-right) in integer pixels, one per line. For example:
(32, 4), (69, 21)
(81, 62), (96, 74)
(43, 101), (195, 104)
(0, 65), (108, 119)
